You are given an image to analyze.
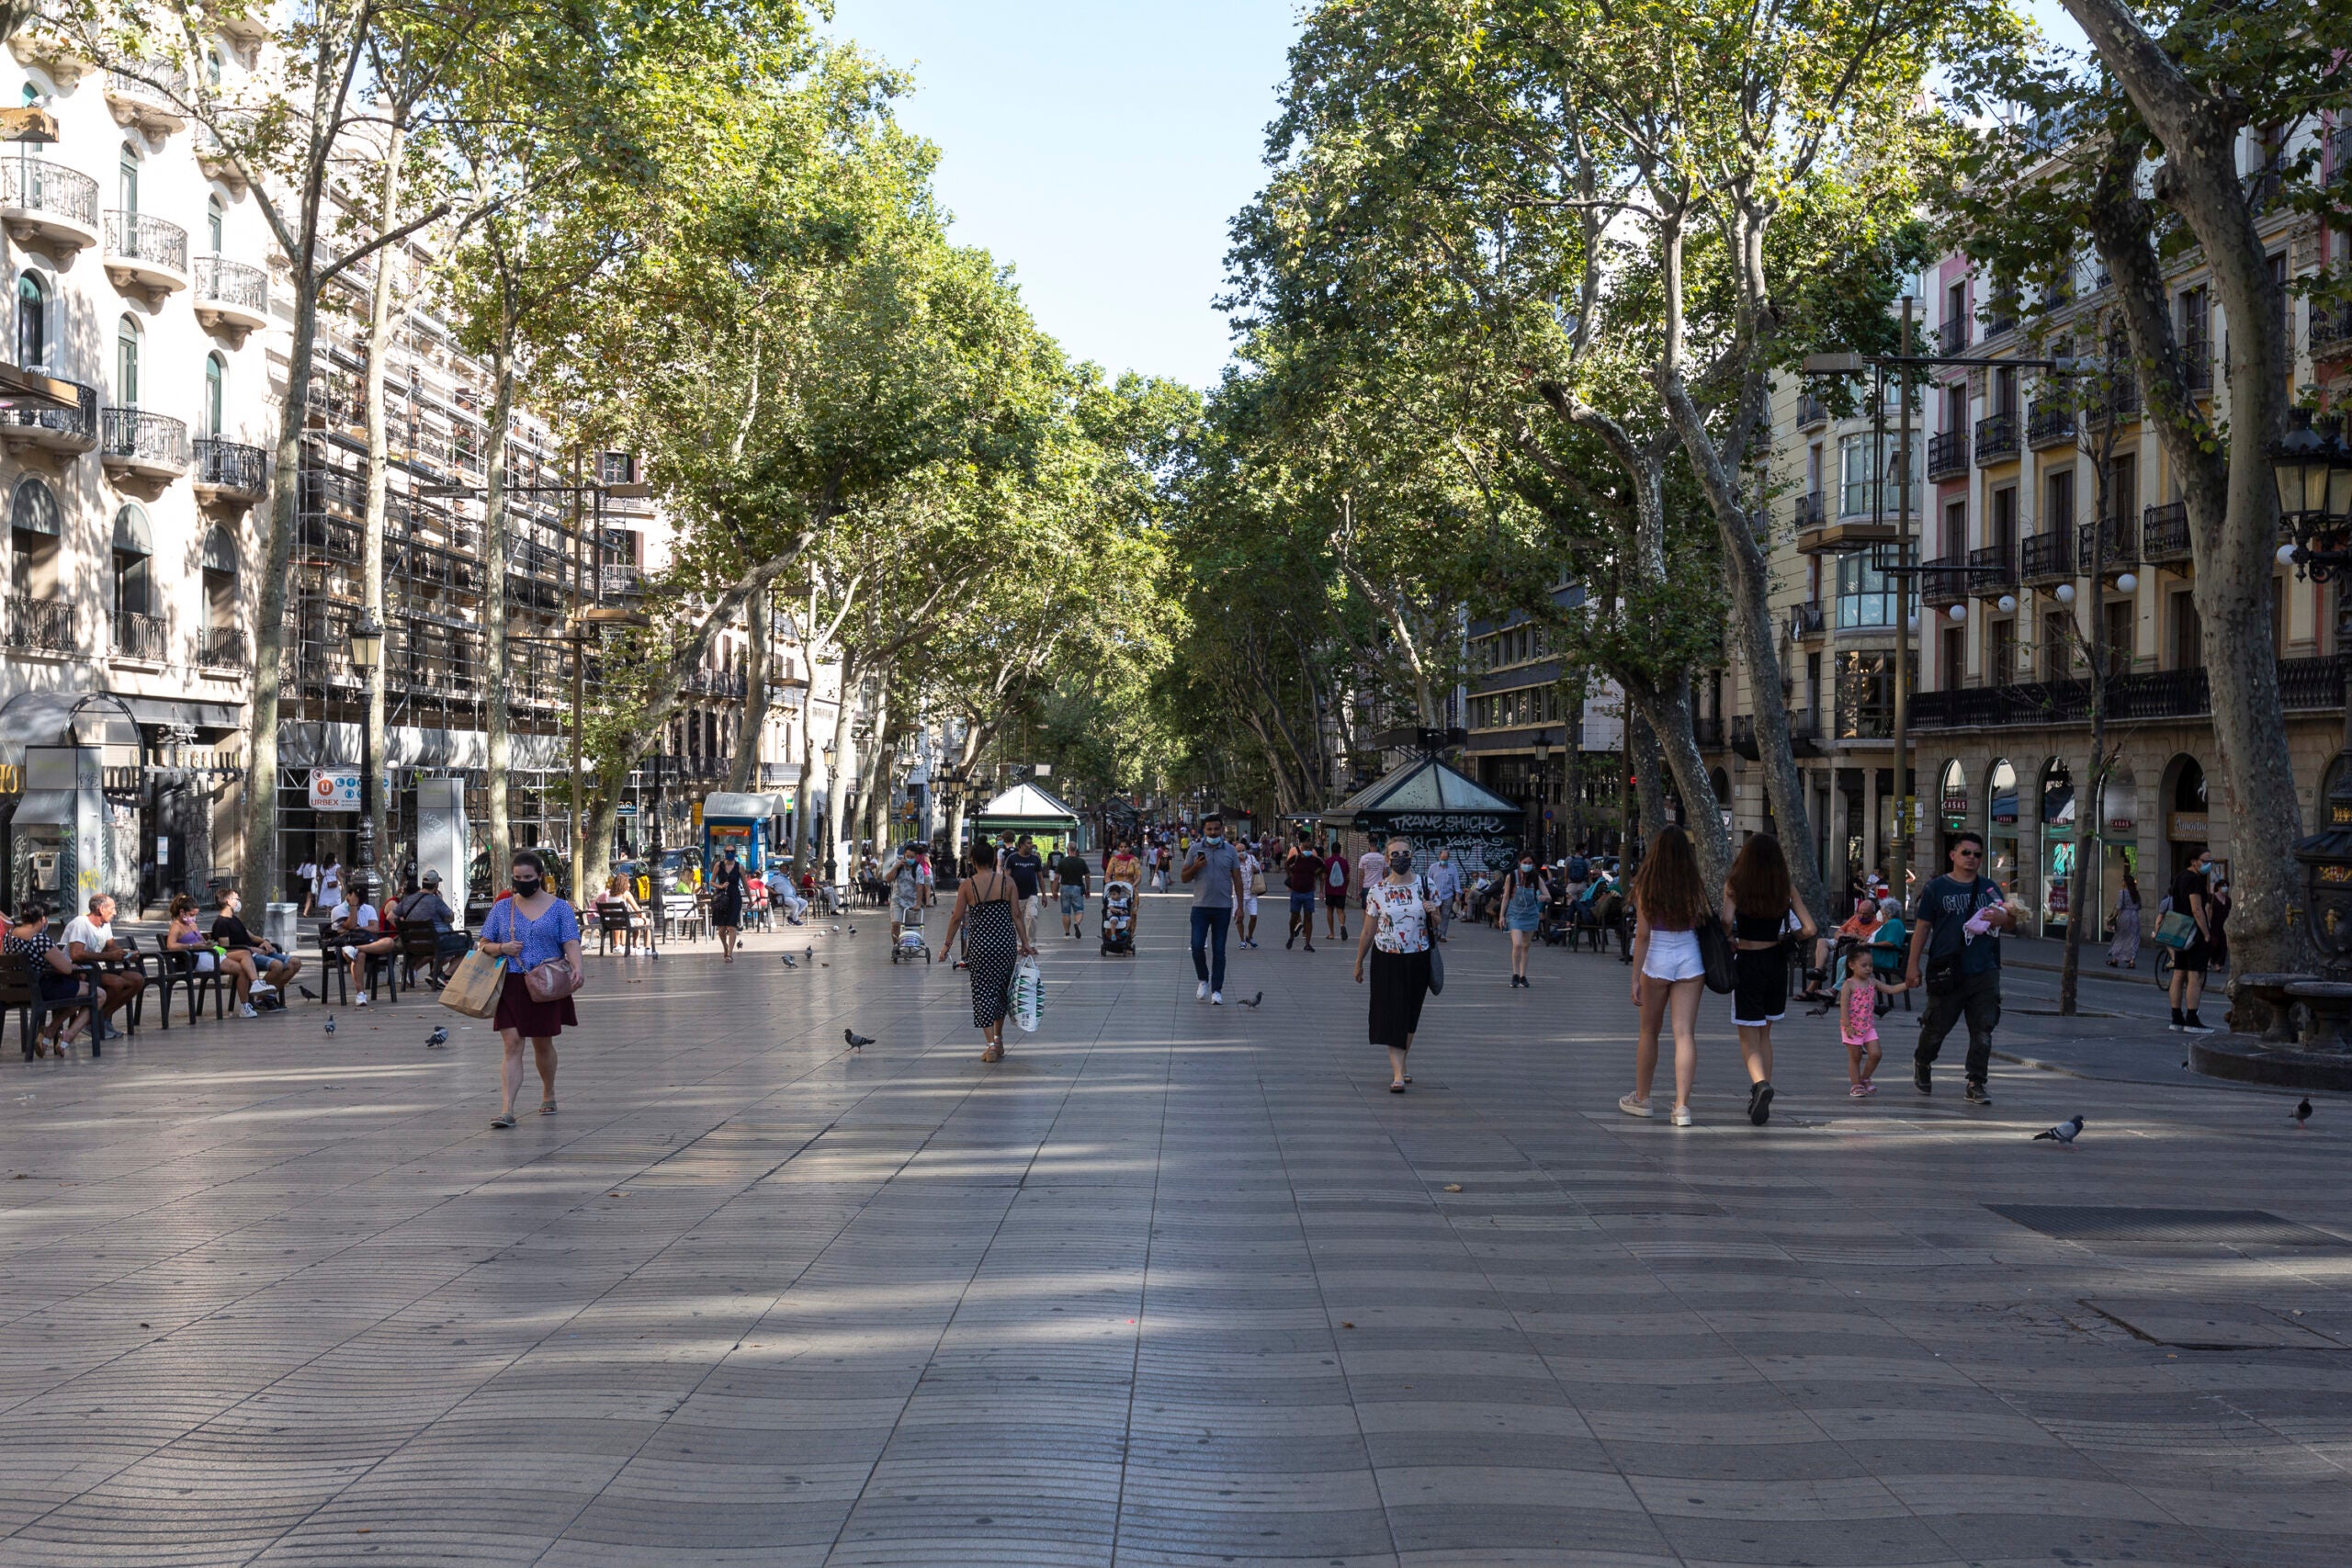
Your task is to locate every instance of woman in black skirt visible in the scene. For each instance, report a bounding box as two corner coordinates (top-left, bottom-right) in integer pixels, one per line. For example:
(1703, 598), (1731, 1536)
(1353, 839), (1441, 1093)
(937, 840), (1035, 1063)
(476, 850), (583, 1128)
(1722, 833), (1815, 1126)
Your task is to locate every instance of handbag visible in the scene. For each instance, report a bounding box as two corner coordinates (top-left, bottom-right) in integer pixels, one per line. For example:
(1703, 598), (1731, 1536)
(525, 956), (583, 1003)
(439, 949), (505, 1018)
(1010, 955), (1044, 1032)
(2153, 909), (2198, 951)
(1695, 914), (1736, 995)
(1425, 938), (1444, 996)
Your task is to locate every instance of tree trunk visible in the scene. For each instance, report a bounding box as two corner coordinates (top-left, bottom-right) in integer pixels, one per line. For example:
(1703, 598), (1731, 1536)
(238, 281), (320, 907)
(726, 583), (768, 793)
(358, 115), (404, 893)
(1626, 677), (1727, 892)
(481, 329), (518, 884)
(2062, 0), (2305, 984)
(1630, 709), (1666, 847)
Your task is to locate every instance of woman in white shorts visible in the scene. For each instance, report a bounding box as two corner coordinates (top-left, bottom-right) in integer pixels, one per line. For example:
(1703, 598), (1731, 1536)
(1622, 825), (1711, 1127)
(1236, 844), (1261, 948)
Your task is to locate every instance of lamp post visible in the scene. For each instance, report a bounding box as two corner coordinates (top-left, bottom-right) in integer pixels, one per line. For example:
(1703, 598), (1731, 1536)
(2273, 411), (2352, 970)
(347, 612), (385, 905)
(1532, 733), (1553, 858)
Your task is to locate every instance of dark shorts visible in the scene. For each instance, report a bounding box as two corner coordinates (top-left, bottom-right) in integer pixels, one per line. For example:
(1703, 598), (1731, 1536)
(1731, 946), (1789, 1027)
(1289, 891), (1316, 912)
(2175, 940), (2210, 975)
(1325, 891), (1347, 908)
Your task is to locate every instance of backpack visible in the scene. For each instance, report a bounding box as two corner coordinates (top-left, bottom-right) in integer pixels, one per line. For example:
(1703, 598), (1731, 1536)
(1567, 856), (1590, 883)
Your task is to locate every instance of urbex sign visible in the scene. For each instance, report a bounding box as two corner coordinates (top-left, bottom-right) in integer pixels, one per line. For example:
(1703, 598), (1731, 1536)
(309, 769), (362, 812)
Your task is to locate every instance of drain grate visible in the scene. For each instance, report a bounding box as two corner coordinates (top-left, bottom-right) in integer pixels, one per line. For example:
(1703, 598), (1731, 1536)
(1989, 1204), (2348, 1248)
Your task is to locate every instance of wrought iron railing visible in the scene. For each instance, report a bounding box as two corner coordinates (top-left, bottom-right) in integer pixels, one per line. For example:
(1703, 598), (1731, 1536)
(103, 209), (187, 274)
(1967, 541), (2017, 588)
(199, 626), (248, 671)
(2076, 516), (2138, 572)
(2084, 377), (2142, 425)
(1973, 410), (2019, 463)
(1911, 655), (2345, 730)
(1792, 490), (1825, 529)
(0, 157), (96, 228)
(1926, 429), (1967, 479)
(1691, 714), (1724, 748)
(2312, 300), (2352, 362)
(1795, 390), (1828, 427)
(194, 255), (266, 314)
(1789, 601), (1825, 639)
(113, 609), (167, 661)
(4, 595), (74, 655)
(2027, 400), (2075, 447)
(2020, 530), (2074, 581)
(0, 378), (97, 446)
(1937, 316), (1966, 356)
(194, 435), (267, 494)
(2142, 500), (2191, 560)
(100, 407), (190, 469)
(1921, 552), (1968, 603)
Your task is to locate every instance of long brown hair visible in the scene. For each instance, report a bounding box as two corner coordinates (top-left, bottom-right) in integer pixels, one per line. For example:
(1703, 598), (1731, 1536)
(1633, 825), (1708, 930)
(1725, 833), (1793, 920)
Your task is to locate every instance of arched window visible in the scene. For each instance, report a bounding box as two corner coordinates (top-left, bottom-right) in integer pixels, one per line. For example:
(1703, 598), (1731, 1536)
(115, 314), (140, 406)
(15, 271), (46, 370)
(202, 523), (238, 634)
(203, 352), (225, 437)
(111, 503), (153, 620)
(7, 478), (60, 598)
(207, 193), (223, 254)
(118, 143), (137, 213)
(9, 477), (59, 537)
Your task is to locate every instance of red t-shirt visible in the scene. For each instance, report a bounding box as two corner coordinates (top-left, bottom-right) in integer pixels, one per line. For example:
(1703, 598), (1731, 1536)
(1285, 851), (1324, 894)
(1326, 854), (1351, 892)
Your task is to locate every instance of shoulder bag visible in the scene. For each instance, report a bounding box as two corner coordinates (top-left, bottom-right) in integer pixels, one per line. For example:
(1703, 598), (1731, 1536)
(2153, 909), (2198, 951)
(1694, 912), (1736, 995)
(498, 899), (586, 1004)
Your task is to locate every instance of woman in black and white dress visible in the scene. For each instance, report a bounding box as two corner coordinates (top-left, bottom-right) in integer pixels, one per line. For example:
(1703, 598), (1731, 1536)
(938, 840), (1035, 1063)
(1354, 839), (1441, 1094)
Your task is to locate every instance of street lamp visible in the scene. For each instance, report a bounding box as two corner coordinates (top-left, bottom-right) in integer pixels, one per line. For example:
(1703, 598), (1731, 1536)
(1532, 733), (1552, 857)
(2271, 410), (2352, 970)
(348, 612), (385, 902)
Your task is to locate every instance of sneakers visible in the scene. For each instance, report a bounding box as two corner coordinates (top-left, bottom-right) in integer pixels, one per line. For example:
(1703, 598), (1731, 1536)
(1211, 991), (1224, 1006)
(2169, 1008), (2184, 1032)
(1196, 981), (1209, 1001)
(238, 1003), (259, 1020)
(1285, 932), (1296, 950)
(356, 992), (370, 1008)
(1668, 1105), (1693, 1127)
(1618, 1092), (1654, 1118)
(1964, 1079), (1993, 1105)
(1747, 1080), (1775, 1126)
(1305, 942), (1316, 953)
(1913, 1062), (1932, 1095)
(2181, 1012), (2214, 1035)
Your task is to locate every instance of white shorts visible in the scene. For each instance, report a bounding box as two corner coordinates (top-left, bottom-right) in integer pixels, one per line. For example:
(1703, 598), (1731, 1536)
(1642, 928), (1706, 983)
(1242, 896), (1259, 915)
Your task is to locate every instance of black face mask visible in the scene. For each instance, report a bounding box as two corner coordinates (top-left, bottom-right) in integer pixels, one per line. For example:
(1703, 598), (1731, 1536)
(1391, 852), (1412, 873)
(512, 874), (541, 894)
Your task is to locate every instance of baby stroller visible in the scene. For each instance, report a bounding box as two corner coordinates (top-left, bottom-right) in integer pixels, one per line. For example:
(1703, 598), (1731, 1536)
(890, 906), (932, 964)
(1100, 880), (1136, 956)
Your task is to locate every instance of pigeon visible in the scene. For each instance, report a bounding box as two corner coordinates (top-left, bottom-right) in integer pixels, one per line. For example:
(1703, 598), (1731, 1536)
(2295, 1097), (2313, 1128)
(780, 954), (797, 968)
(323, 1014), (337, 1036)
(847, 926), (856, 935)
(807, 946), (815, 960)
(844, 1028), (874, 1052)
(1237, 991), (1264, 1009)
(2031, 1114), (2085, 1145)
(831, 924), (841, 931)
(297, 986), (317, 1001)
(425, 1026), (448, 1048)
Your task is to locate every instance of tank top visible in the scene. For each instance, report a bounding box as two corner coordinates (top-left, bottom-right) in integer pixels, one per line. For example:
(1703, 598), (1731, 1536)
(1733, 908), (1784, 942)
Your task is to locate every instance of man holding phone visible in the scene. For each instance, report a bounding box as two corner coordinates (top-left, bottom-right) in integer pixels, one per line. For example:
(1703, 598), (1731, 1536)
(1180, 813), (1249, 1004)
(1904, 831), (2012, 1106)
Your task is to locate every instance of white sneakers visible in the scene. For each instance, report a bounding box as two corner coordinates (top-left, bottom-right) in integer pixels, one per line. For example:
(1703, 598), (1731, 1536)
(1196, 981), (1209, 1001)
(1669, 1106), (1693, 1127)
(238, 1003), (259, 1020)
(1211, 991), (1224, 1005)
(1618, 1093), (1653, 1118)
(356, 992), (370, 1007)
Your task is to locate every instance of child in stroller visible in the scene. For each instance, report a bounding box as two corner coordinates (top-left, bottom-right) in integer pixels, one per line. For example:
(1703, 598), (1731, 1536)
(1100, 879), (1136, 955)
(890, 903), (932, 964)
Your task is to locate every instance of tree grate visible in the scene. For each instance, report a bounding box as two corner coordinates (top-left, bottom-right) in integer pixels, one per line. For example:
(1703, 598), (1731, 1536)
(1988, 1204), (2348, 1248)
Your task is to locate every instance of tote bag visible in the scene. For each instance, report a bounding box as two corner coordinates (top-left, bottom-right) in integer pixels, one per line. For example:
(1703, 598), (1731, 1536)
(440, 950), (505, 1018)
(1695, 914), (1736, 995)
(1010, 955), (1045, 1032)
(2153, 909), (2199, 951)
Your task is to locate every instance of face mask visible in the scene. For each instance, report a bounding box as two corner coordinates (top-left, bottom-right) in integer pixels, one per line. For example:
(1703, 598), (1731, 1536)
(1521, 862), (1533, 873)
(1206, 831), (1222, 841)
(513, 874), (541, 893)
(1391, 852), (1412, 873)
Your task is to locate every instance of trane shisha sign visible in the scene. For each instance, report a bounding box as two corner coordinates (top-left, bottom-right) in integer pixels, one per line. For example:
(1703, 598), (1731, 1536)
(309, 769), (362, 812)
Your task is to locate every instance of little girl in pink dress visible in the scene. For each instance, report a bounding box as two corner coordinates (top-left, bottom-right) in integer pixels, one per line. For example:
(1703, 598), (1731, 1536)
(1838, 947), (1910, 1097)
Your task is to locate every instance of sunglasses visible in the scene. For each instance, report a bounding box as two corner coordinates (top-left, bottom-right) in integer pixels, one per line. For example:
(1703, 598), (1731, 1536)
(1955, 849), (1983, 858)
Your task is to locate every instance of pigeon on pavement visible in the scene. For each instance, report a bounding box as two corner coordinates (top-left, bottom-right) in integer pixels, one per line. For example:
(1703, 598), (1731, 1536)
(1237, 991), (1264, 1009)
(2296, 1097), (2313, 1128)
(323, 1015), (337, 1036)
(2031, 1114), (2085, 1145)
(425, 1026), (448, 1048)
(297, 986), (317, 1001)
(780, 954), (797, 968)
(844, 1029), (874, 1052)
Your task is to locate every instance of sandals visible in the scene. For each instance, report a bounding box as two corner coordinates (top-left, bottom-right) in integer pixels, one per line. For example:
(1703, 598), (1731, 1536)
(980, 1043), (1004, 1063)
(1389, 1080), (1406, 1093)
(491, 1112), (517, 1130)
(538, 1100), (558, 1116)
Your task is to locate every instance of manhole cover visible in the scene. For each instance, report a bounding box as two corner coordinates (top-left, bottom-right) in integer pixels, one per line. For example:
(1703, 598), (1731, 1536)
(1989, 1205), (2348, 1248)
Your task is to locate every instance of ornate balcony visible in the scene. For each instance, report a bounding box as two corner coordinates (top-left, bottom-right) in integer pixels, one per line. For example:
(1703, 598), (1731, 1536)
(1792, 490), (1825, 529)
(2019, 529), (2074, 584)
(1926, 429), (1967, 480)
(1967, 541), (2017, 595)
(192, 118), (254, 193)
(4, 595), (74, 656)
(0, 377), (98, 457)
(1921, 552), (1967, 604)
(1937, 316), (1967, 356)
(2142, 500), (2191, 563)
(6, 28), (91, 87)
(1789, 601), (1826, 642)
(198, 626), (249, 672)
(105, 65), (187, 135)
(0, 158), (98, 255)
(112, 609), (167, 662)
(1795, 390), (1828, 429)
(193, 435), (268, 502)
(2312, 301), (2352, 364)
(2182, 342), (2214, 394)
(103, 210), (188, 297)
(601, 564), (645, 597)
(2076, 516), (2139, 574)
(100, 408), (190, 480)
(1909, 655), (2345, 731)
(193, 255), (267, 335)
(2027, 400), (2075, 449)
(2084, 377), (2142, 429)
(1974, 410), (2019, 464)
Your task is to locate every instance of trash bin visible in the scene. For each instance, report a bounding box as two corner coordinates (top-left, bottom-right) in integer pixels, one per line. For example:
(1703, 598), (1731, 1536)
(265, 901), (300, 953)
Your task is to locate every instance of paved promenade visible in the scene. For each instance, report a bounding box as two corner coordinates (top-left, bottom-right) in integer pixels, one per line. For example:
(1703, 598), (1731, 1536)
(0, 897), (2346, 1566)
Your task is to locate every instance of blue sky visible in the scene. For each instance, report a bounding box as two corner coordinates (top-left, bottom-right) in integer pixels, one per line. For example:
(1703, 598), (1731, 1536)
(825, 2), (1302, 391)
(825, 3), (2091, 392)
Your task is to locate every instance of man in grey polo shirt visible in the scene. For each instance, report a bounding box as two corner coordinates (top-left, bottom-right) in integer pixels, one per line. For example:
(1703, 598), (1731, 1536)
(1179, 812), (1249, 1004)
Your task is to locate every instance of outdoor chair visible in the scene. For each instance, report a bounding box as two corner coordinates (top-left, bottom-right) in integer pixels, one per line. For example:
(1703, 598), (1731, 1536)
(396, 919), (446, 990)
(595, 904), (635, 955)
(0, 951), (98, 1059)
(151, 940), (229, 1027)
(312, 922), (402, 1006)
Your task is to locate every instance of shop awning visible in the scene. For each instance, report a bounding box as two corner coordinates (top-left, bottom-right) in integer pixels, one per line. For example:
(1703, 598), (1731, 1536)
(972, 781), (1081, 833)
(117, 697), (244, 730)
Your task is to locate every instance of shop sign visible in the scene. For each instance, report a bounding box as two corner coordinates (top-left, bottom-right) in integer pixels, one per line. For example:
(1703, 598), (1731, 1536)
(0, 763), (17, 795)
(2167, 811), (2209, 840)
(2107, 816), (2135, 833)
(309, 768), (361, 813)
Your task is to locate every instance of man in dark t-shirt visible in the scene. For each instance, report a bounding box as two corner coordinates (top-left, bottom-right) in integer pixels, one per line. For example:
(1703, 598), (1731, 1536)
(1903, 832), (2011, 1105)
(1006, 839), (1046, 930)
(1283, 837), (1325, 952)
(2167, 848), (2214, 1033)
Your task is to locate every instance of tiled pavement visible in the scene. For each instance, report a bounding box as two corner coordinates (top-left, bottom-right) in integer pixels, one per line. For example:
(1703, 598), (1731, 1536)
(0, 899), (2346, 1566)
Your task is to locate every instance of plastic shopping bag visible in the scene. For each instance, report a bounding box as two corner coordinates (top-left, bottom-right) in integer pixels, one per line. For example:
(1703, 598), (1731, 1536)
(1011, 955), (1045, 1033)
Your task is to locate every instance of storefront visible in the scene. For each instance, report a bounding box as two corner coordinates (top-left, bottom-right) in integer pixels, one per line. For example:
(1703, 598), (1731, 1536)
(1985, 759), (2022, 903)
(2039, 759), (2075, 937)
(2165, 756), (2208, 886)
(1938, 759), (1970, 865)
(2096, 763), (2137, 941)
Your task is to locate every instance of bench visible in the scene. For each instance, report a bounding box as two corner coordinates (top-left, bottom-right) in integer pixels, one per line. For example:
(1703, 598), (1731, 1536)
(0, 951), (98, 1058)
